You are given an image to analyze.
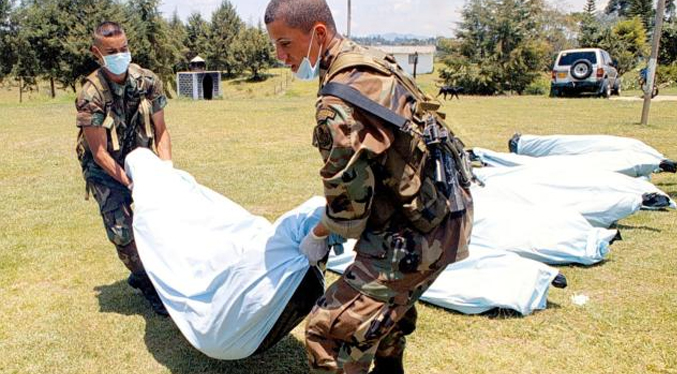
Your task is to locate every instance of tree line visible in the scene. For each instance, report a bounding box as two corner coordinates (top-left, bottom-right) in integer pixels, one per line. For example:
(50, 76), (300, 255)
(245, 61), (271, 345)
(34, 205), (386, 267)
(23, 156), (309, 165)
(439, 0), (677, 95)
(0, 0), (277, 98)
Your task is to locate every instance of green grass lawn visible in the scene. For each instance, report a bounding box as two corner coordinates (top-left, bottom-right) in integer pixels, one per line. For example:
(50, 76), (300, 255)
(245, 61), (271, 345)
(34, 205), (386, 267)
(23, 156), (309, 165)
(1, 71), (676, 374)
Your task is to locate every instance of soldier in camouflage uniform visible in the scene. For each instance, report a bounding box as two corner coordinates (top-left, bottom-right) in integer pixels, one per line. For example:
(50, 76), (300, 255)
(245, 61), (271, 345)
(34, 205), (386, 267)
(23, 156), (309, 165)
(265, 1), (473, 373)
(75, 21), (172, 316)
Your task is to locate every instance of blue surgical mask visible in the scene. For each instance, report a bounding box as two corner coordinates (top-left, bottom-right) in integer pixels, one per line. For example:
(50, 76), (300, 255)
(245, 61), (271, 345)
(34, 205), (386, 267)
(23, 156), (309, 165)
(295, 29), (322, 81)
(102, 52), (132, 75)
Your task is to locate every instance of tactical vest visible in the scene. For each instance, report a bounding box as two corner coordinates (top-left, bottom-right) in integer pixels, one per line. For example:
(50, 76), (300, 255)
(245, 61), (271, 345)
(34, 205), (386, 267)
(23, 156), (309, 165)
(320, 47), (474, 233)
(76, 64), (157, 164)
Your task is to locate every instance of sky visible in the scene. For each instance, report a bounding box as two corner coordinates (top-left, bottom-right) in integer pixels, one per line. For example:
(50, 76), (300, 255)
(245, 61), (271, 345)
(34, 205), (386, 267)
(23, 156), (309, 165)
(159, 0), (611, 38)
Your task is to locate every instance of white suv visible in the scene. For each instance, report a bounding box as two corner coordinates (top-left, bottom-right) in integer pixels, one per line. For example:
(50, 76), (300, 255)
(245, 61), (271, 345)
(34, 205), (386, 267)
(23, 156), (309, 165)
(550, 48), (620, 98)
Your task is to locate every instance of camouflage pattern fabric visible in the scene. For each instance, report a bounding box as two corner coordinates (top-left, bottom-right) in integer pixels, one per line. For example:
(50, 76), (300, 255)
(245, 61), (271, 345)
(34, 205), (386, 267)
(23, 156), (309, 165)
(305, 38), (473, 373)
(75, 65), (166, 275)
(88, 181), (144, 275)
(75, 64), (167, 183)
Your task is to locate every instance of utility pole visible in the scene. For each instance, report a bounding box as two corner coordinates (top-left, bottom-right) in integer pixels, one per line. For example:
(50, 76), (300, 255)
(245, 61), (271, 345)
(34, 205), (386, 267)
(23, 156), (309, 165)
(641, 0), (666, 125)
(347, 0), (351, 38)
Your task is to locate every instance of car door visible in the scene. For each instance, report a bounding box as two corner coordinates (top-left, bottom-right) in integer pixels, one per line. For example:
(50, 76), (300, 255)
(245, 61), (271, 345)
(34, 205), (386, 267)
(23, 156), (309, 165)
(603, 51), (618, 83)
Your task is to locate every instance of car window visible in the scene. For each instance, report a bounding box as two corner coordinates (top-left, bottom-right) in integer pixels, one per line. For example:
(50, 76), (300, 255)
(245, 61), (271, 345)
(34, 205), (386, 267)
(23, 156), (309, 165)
(602, 51), (610, 64)
(557, 51), (597, 66)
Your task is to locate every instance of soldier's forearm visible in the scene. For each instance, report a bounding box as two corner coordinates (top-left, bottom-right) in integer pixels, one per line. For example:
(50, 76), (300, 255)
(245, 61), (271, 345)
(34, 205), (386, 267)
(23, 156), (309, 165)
(155, 130), (172, 161)
(92, 149), (131, 187)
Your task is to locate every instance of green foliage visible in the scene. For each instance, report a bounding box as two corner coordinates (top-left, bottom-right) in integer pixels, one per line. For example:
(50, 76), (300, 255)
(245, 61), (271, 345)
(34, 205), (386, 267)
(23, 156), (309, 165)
(234, 23), (276, 80)
(169, 10), (189, 73)
(584, 0), (597, 14)
(184, 12), (210, 64)
(656, 62), (677, 85)
(443, 0), (551, 95)
(125, 0), (183, 97)
(659, 18), (677, 64)
(598, 17), (648, 75)
(208, 0), (243, 77)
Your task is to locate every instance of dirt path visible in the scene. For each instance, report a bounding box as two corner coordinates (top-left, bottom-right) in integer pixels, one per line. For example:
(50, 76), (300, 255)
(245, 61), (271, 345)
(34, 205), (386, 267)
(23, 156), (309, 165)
(612, 95), (677, 102)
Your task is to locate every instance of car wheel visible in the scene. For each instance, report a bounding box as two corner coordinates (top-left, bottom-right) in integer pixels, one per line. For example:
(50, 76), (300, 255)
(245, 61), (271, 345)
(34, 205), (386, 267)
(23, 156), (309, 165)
(599, 80), (611, 99)
(549, 87), (559, 98)
(570, 59), (593, 80)
(612, 78), (621, 96)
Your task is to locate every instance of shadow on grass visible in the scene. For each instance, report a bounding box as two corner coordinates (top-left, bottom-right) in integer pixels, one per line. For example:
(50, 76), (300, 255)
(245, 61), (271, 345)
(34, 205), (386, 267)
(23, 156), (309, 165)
(613, 223), (662, 233)
(94, 280), (310, 374)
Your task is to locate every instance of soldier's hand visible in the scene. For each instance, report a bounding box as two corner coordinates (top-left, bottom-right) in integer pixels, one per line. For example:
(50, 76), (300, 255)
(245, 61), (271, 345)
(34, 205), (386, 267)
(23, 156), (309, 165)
(299, 230), (329, 266)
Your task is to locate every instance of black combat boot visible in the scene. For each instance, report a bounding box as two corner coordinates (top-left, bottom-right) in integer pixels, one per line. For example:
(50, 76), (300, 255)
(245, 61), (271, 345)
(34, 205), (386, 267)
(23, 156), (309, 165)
(369, 355), (405, 374)
(128, 273), (169, 317)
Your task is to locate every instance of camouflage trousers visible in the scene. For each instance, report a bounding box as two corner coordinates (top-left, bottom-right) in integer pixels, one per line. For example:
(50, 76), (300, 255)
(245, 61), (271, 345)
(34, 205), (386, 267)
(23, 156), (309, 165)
(88, 180), (146, 275)
(305, 204), (473, 374)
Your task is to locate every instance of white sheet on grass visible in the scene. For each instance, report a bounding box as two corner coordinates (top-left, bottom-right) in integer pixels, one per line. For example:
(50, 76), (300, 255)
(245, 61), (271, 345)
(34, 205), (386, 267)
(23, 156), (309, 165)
(472, 165), (675, 227)
(472, 195), (617, 265)
(126, 148), (318, 360)
(473, 147), (661, 178)
(513, 134), (665, 160)
(327, 245), (559, 315)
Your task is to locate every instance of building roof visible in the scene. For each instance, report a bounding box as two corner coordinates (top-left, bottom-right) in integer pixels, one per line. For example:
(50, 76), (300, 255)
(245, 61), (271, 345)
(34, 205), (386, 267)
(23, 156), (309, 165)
(190, 56), (205, 63)
(370, 45), (436, 55)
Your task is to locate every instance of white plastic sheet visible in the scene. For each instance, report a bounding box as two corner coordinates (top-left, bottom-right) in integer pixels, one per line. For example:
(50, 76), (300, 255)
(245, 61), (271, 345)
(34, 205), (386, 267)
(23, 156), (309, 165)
(473, 147), (661, 178)
(126, 148), (316, 360)
(328, 245), (559, 315)
(513, 134), (665, 160)
(472, 195), (617, 265)
(472, 165), (675, 227)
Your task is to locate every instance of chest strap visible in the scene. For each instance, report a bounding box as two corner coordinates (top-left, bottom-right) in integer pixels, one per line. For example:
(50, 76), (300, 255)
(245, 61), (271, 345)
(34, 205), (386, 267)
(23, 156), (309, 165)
(320, 82), (411, 132)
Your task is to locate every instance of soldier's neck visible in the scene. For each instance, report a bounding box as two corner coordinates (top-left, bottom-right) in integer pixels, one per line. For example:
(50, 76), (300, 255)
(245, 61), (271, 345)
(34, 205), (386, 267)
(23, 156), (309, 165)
(102, 68), (128, 85)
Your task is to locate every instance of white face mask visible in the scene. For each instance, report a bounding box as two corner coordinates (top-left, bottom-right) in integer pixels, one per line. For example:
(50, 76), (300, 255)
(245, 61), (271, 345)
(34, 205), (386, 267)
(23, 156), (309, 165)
(294, 28), (322, 81)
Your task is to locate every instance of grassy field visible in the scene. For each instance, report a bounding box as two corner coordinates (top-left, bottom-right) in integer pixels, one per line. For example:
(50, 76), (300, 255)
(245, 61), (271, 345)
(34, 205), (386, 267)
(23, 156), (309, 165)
(1, 69), (676, 374)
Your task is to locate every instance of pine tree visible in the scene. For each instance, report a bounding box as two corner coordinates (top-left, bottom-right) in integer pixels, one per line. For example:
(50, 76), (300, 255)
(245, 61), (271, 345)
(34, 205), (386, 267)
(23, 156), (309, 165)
(584, 0), (597, 15)
(185, 12), (210, 62)
(0, 0), (17, 79)
(168, 10), (189, 73)
(628, 0), (653, 29)
(235, 22), (275, 80)
(208, 0), (243, 77)
(126, 0), (183, 96)
(605, 0), (632, 17)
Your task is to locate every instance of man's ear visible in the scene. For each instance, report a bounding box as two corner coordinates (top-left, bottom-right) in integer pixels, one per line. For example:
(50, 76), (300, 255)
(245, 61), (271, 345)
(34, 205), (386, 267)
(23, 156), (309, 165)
(315, 23), (328, 44)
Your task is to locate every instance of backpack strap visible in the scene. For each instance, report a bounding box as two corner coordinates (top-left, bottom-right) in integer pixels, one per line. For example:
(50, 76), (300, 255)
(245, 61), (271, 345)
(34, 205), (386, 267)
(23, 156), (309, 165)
(320, 82), (411, 132)
(128, 64), (157, 154)
(85, 69), (120, 151)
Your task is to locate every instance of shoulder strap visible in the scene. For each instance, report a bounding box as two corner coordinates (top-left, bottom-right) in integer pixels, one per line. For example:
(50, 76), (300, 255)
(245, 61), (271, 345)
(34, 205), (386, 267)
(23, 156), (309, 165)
(84, 69), (120, 151)
(320, 82), (411, 133)
(324, 49), (440, 116)
(84, 69), (113, 106)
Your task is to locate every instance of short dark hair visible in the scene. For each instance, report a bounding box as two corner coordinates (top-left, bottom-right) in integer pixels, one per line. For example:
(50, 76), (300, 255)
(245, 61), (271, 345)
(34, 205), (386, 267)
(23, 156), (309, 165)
(93, 21), (125, 46)
(264, 0), (336, 33)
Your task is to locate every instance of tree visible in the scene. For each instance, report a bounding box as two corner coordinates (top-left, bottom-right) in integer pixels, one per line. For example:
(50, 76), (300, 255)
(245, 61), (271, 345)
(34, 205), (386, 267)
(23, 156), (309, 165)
(659, 18), (677, 64)
(185, 12), (210, 63)
(444, 0), (551, 95)
(208, 0), (243, 77)
(584, 0), (597, 15)
(628, 0), (653, 29)
(0, 0), (17, 79)
(126, 0), (183, 97)
(57, 0), (127, 92)
(605, 0), (632, 17)
(235, 22), (275, 80)
(598, 16), (648, 75)
(168, 10), (189, 73)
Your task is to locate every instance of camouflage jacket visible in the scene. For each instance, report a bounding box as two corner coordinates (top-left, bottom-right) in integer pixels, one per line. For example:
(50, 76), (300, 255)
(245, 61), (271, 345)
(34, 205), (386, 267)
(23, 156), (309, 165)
(314, 38), (472, 300)
(75, 64), (167, 186)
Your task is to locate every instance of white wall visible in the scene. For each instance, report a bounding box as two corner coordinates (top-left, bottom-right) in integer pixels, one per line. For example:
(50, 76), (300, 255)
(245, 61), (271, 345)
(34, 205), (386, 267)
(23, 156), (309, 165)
(391, 53), (434, 76)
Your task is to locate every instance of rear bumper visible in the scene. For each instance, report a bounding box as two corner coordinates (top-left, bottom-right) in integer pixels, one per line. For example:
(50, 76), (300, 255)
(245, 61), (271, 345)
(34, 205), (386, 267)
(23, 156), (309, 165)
(551, 81), (602, 92)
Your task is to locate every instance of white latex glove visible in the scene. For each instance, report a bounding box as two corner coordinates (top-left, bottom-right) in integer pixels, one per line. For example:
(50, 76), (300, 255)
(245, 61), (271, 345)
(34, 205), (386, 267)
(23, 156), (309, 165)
(299, 230), (329, 266)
